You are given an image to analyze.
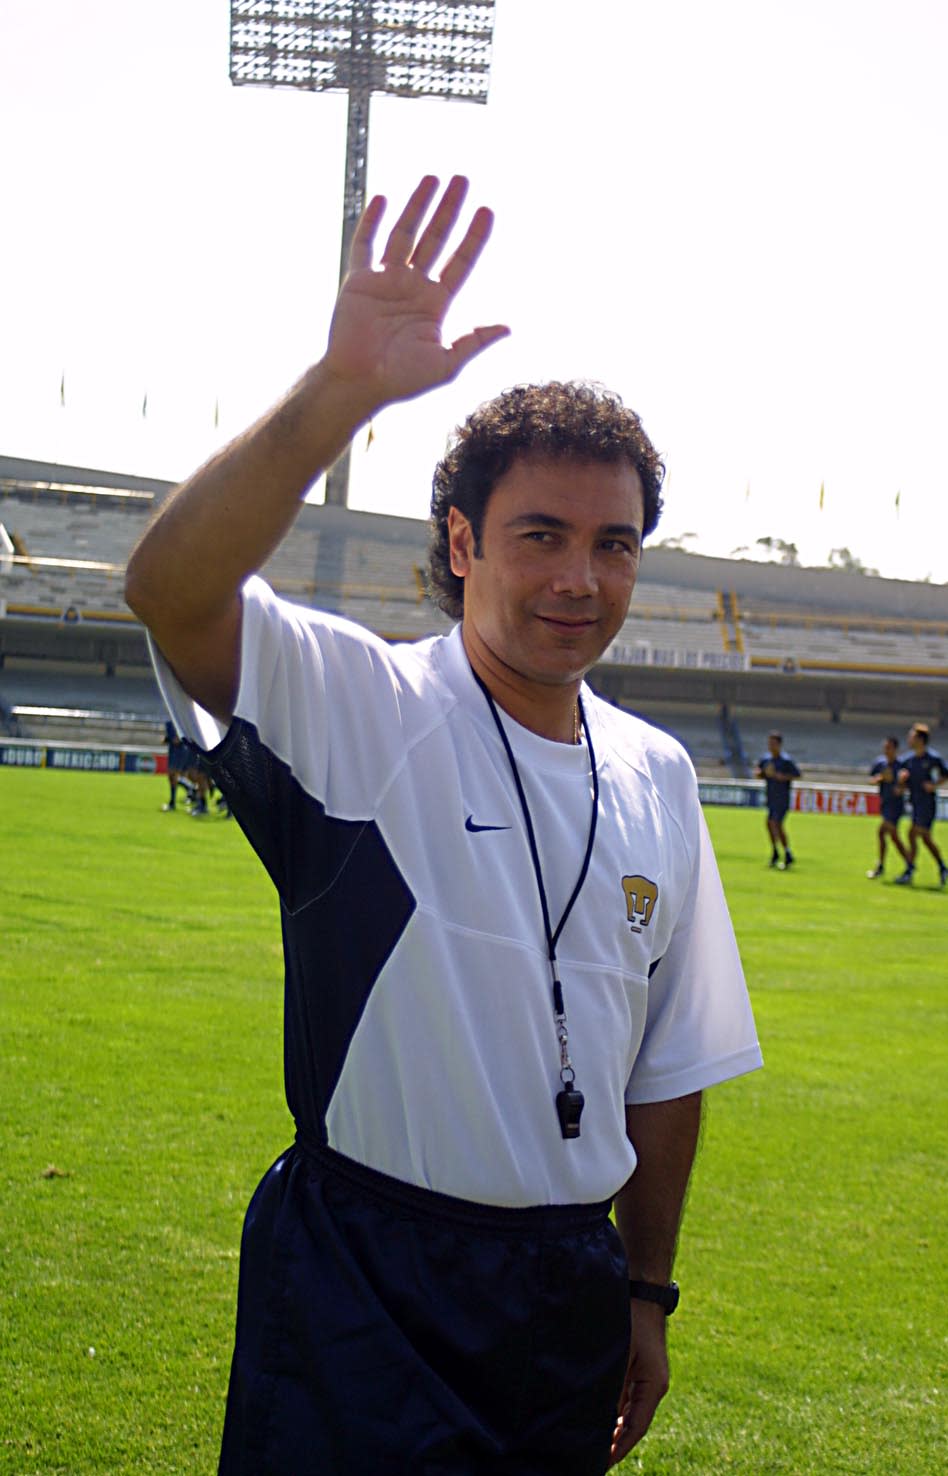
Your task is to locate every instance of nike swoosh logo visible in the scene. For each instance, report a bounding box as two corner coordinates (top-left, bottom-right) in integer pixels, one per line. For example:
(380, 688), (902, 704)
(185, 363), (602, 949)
(465, 815), (511, 833)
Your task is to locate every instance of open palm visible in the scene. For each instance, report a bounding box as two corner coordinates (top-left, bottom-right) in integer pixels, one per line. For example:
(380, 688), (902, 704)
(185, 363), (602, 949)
(324, 175), (509, 408)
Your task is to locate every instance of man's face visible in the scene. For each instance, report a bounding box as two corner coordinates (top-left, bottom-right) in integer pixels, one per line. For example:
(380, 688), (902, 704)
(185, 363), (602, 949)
(767, 735), (782, 758)
(908, 727), (926, 754)
(883, 739), (898, 763)
(449, 455), (645, 689)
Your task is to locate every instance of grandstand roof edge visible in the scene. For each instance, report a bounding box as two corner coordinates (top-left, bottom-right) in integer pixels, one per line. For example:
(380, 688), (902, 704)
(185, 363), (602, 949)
(0, 455), (175, 498)
(637, 545), (946, 618)
(293, 499), (433, 543)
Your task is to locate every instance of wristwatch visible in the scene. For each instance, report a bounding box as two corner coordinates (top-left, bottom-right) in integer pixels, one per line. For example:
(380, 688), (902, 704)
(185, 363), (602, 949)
(629, 1279), (680, 1315)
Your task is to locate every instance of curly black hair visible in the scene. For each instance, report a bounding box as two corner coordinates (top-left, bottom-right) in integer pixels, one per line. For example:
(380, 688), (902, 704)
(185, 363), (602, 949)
(427, 381), (664, 619)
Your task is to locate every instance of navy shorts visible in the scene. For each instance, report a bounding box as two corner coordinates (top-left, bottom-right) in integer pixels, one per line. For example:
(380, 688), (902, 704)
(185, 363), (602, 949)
(911, 802), (936, 831)
(880, 801), (904, 826)
(767, 801), (789, 822)
(219, 1140), (630, 1476)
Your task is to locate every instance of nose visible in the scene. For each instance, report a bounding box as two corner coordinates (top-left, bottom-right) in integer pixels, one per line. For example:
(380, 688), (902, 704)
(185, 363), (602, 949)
(550, 546), (598, 598)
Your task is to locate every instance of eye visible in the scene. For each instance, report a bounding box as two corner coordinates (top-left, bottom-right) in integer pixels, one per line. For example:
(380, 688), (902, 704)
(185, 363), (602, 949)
(600, 537), (638, 555)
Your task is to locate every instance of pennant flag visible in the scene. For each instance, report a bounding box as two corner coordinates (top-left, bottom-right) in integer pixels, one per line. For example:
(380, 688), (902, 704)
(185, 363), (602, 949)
(60, 372), (66, 407)
(895, 490), (901, 517)
(141, 392), (148, 419)
(214, 398), (220, 429)
(366, 421), (375, 449)
(819, 481), (825, 511)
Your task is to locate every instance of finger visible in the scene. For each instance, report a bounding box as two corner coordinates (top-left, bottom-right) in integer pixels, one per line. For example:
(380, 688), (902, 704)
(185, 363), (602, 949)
(409, 174), (469, 275)
(380, 175), (440, 266)
(609, 1412), (635, 1469)
(608, 1431), (631, 1470)
(438, 205), (496, 298)
(348, 194), (387, 273)
(614, 1384), (662, 1454)
(610, 1426), (638, 1468)
(444, 323), (510, 381)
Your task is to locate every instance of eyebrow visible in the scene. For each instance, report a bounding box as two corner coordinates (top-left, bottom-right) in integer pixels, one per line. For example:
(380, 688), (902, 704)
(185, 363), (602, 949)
(506, 512), (642, 542)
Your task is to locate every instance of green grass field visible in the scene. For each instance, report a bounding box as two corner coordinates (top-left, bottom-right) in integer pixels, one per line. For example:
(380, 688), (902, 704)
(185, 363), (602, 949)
(1, 767), (945, 1475)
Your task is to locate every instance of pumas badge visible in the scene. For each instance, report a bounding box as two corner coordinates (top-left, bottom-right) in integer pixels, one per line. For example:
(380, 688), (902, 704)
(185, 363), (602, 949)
(622, 874), (659, 933)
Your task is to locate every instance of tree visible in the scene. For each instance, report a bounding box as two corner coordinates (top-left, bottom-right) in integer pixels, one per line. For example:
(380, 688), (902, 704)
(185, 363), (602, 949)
(755, 536), (800, 566)
(653, 531), (698, 551)
(826, 547), (879, 576)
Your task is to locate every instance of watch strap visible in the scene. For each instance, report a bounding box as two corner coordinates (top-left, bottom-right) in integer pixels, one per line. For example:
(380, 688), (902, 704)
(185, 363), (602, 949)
(629, 1278), (680, 1315)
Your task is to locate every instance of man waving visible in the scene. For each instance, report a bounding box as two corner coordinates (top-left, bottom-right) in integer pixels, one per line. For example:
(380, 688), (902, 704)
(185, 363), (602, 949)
(127, 176), (762, 1476)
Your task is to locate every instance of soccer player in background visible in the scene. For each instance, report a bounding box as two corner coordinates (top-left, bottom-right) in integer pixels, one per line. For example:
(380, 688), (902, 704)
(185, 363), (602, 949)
(894, 723), (948, 886)
(162, 720), (195, 811)
(125, 175), (763, 1475)
(757, 731), (801, 869)
(866, 735), (911, 879)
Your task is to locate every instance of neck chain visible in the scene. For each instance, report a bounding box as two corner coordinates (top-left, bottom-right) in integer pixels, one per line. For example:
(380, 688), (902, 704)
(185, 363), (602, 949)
(470, 670), (599, 1140)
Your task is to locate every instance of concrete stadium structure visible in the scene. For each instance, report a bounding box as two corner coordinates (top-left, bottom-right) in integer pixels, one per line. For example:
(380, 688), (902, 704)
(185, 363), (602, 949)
(2, 454), (946, 779)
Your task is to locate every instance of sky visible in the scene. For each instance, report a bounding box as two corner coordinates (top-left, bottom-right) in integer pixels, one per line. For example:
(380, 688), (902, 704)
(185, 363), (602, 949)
(1, 0), (947, 585)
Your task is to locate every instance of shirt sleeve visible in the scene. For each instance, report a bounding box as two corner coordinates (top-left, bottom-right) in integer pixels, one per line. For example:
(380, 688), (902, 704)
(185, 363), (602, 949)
(625, 806), (763, 1104)
(149, 574), (429, 817)
(147, 576), (438, 909)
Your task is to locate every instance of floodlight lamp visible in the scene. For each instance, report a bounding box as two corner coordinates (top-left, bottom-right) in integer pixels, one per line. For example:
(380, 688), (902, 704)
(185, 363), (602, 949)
(229, 1), (495, 103)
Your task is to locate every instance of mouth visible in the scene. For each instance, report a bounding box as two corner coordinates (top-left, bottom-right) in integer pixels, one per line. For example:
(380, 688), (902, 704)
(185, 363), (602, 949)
(537, 614), (598, 634)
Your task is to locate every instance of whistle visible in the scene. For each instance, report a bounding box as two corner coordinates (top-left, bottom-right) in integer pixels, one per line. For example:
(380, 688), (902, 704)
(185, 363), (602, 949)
(555, 1086), (585, 1140)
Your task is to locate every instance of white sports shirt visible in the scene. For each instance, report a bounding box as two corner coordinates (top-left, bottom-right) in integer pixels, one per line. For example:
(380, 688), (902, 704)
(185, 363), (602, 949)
(153, 576), (762, 1208)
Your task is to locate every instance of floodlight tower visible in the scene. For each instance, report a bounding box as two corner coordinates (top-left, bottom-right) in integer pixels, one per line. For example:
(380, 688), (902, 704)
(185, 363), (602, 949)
(229, 0), (496, 506)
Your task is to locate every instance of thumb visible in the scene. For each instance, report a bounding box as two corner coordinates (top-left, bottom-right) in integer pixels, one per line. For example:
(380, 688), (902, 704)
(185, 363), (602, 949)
(444, 323), (510, 381)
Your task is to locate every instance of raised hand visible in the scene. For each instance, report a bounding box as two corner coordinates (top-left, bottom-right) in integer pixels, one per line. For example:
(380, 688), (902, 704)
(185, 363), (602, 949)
(324, 175), (509, 411)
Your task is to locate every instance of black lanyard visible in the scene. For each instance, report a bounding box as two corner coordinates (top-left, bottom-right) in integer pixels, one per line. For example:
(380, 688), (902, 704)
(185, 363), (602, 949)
(470, 669), (599, 1140)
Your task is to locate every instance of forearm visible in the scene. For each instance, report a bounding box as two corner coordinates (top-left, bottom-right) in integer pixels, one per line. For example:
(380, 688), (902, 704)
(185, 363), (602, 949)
(125, 360), (374, 632)
(608, 1092), (702, 1466)
(615, 1092), (702, 1280)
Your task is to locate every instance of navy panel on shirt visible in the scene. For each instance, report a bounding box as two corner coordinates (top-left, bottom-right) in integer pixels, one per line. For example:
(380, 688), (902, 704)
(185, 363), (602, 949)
(205, 718), (416, 1137)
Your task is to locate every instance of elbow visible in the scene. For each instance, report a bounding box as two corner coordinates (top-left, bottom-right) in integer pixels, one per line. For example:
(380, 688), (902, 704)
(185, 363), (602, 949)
(123, 549), (153, 625)
(124, 540), (171, 633)
(123, 558), (141, 618)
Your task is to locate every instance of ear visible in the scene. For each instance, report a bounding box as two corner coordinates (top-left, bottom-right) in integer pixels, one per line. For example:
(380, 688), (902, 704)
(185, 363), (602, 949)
(447, 506), (474, 579)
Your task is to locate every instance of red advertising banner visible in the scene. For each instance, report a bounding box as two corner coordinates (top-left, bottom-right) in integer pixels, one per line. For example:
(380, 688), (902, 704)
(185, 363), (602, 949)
(790, 788), (880, 817)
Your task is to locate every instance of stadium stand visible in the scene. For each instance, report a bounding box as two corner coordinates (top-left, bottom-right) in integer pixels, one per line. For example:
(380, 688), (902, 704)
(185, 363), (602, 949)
(739, 604), (948, 679)
(0, 464), (155, 620)
(618, 699), (736, 776)
(1, 454), (945, 774)
(734, 708), (923, 779)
